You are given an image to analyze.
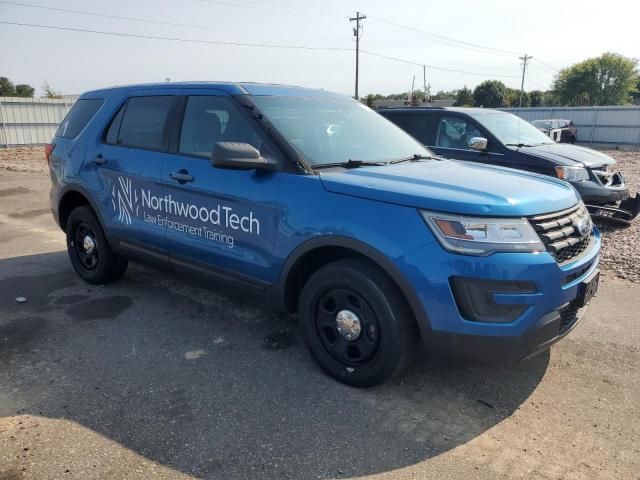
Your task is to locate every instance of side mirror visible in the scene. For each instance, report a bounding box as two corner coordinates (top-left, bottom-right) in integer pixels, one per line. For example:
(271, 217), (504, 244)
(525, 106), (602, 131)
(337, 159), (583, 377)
(468, 137), (488, 151)
(211, 142), (277, 171)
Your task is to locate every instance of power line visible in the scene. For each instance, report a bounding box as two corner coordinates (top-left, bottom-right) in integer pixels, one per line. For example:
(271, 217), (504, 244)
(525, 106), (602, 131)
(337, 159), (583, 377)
(525, 77), (549, 90)
(0, 21), (353, 51)
(0, 0), (233, 32)
(367, 16), (522, 58)
(533, 58), (561, 75)
(359, 50), (520, 78)
(194, 0), (347, 19)
(0, 20), (529, 82)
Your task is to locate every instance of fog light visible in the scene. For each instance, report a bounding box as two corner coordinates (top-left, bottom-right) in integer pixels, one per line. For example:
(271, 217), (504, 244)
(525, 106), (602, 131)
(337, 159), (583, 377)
(450, 277), (536, 323)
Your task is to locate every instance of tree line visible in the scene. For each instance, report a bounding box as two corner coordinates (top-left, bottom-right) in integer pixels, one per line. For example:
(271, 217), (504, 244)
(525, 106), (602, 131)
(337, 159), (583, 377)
(364, 52), (640, 108)
(0, 77), (63, 98)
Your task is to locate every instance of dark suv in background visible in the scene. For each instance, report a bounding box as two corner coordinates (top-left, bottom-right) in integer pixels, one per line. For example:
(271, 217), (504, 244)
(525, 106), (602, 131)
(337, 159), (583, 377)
(377, 107), (638, 224)
(532, 119), (578, 144)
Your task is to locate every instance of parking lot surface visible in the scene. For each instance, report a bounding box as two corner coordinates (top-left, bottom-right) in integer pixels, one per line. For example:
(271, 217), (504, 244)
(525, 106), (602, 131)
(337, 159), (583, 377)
(1, 166), (639, 479)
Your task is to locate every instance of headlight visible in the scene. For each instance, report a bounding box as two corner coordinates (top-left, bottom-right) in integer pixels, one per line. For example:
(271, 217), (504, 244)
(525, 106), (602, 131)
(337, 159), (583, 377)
(421, 211), (545, 256)
(555, 166), (589, 182)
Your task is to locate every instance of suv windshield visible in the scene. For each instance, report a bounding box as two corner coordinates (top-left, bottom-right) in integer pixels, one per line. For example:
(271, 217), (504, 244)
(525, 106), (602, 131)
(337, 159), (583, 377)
(472, 112), (554, 147)
(249, 96), (433, 166)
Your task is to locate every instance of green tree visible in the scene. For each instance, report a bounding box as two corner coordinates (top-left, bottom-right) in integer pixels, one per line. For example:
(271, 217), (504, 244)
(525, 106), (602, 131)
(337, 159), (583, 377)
(363, 93), (376, 108)
(552, 52), (638, 106)
(454, 86), (474, 106)
(504, 88), (530, 108)
(42, 81), (62, 99)
(0, 77), (16, 96)
(529, 90), (545, 107)
(15, 84), (35, 98)
(631, 76), (640, 105)
(433, 89), (458, 100)
(473, 80), (507, 107)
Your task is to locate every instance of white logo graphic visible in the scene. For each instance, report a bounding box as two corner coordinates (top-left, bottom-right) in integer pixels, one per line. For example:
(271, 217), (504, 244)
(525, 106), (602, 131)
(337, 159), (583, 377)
(111, 176), (139, 225)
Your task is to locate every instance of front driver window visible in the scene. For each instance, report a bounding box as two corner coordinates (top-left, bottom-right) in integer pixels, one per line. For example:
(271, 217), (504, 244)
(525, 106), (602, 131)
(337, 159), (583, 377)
(435, 116), (482, 149)
(179, 96), (271, 158)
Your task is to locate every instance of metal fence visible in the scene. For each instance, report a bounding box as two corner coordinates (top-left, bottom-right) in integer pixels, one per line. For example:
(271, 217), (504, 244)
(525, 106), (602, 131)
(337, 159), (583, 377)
(0, 97), (77, 146)
(502, 106), (640, 147)
(1, 97), (639, 148)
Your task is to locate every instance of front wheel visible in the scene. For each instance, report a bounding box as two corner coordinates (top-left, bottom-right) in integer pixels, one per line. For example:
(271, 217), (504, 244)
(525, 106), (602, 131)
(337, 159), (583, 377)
(66, 206), (128, 284)
(299, 258), (418, 387)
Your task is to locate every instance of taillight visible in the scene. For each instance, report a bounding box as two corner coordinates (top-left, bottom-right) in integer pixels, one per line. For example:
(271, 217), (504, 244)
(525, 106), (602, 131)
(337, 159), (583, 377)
(45, 143), (55, 163)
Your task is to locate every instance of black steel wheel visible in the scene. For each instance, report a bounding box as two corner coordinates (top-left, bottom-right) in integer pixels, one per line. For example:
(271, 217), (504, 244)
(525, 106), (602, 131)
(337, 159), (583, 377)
(315, 287), (380, 366)
(299, 258), (418, 387)
(66, 206), (127, 284)
(73, 221), (99, 271)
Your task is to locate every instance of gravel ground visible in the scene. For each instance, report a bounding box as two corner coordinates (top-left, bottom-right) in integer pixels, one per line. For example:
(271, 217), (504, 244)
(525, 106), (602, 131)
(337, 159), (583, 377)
(596, 150), (640, 283)
(1, 146), (638, 282)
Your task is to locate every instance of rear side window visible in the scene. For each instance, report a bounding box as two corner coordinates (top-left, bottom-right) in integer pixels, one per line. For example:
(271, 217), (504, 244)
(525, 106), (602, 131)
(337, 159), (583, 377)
(113, 96), (174, 150)
(385, 113), (429, 143)
(55, 99), (103, 139)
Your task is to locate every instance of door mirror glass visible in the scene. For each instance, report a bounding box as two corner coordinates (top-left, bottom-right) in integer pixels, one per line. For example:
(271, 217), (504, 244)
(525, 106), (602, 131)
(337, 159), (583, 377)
(211, 142), (277, 170)
(468, 137), (488, 151)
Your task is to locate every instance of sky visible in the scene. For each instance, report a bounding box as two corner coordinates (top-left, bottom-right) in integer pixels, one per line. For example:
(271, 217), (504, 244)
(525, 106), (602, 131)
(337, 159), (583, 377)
(0, 0), (637, 97)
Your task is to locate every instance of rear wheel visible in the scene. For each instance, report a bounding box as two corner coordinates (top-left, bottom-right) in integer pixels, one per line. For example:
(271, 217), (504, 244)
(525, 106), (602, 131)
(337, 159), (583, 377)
(66, 206), (127, 284)
(299, 258), (418, 387)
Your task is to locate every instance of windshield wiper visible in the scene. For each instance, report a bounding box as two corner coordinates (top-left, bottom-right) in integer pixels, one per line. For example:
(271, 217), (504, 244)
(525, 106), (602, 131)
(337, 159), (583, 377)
(313, 159), (387, 170)
(506, 143), (535, 148)
(389, 153), (434, 164)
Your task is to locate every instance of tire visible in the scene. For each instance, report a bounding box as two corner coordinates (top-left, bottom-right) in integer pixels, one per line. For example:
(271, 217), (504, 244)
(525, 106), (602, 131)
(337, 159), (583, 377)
(66, 206), (127, 284)
(299, 258), (418, 387)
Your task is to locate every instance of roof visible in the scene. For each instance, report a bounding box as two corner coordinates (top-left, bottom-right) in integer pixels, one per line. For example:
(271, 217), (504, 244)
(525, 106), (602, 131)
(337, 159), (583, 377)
(530, 118), (571, 122)
(372, 99), (455, 108)
(80, 82), (345, 99)
(376, 106), (507, 115)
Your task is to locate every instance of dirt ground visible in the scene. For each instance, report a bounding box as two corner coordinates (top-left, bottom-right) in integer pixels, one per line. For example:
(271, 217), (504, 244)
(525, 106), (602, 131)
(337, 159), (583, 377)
(0, 149), (639, 480)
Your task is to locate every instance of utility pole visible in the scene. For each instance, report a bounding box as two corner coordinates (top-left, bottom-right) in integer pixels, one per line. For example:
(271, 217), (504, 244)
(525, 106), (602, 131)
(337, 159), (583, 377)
(518, 54), (532, 109)
(349, 11), (366, 100)
(423, 65), (429, 104)
(410, 75), (415, 104)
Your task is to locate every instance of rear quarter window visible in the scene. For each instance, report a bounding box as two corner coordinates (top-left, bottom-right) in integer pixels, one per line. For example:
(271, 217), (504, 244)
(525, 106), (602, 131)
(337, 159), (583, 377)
(55, 99), (104, 139)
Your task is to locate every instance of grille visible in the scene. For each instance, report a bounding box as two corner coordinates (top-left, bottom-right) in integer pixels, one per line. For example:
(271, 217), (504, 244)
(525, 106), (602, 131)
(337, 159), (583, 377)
(529, 203), (593, 265)
(559, 301), (584, 335)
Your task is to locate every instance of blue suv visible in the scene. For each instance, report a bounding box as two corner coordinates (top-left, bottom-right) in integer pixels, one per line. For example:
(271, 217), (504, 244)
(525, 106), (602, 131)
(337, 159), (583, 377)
(48, 83), (600, 386)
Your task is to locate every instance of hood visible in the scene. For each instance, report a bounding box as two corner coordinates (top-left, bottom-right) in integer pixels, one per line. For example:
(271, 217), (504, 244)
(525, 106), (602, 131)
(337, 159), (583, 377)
(516, 143), (616, 168)
(319, 160), (579, 217)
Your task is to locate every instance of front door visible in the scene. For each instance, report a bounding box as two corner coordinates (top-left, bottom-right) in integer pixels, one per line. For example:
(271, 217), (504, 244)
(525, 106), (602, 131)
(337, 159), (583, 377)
(429, 114), (506, 167)
(162, 93), (281, 287)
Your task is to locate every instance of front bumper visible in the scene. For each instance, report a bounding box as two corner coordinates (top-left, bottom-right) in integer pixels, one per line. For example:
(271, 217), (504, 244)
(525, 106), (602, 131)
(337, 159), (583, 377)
(399, 228), (601, 363)
(573, 177), (628, 205)
(423, 284), (591, 363)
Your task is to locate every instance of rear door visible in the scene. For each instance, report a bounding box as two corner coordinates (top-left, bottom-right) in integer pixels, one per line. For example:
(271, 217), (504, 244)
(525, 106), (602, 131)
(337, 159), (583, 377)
(380, 111), (434, 144)
(85, 90), (180, 262)
(162, 91), (282, 290)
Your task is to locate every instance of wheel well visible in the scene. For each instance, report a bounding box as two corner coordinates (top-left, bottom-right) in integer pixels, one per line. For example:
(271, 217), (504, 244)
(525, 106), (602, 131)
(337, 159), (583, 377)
(283, 246), (414, 322)
(58, 191), (90, 232)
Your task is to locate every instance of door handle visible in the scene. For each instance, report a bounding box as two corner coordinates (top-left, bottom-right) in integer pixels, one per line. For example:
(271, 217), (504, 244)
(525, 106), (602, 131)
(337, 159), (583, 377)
(169, 170), (195, 183)
(92, 154), (107, 166)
